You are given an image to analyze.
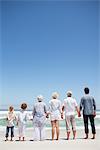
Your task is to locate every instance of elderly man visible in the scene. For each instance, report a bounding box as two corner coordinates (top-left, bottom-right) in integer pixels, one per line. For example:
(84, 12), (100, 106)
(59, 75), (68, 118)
(62, 91), (79, 140)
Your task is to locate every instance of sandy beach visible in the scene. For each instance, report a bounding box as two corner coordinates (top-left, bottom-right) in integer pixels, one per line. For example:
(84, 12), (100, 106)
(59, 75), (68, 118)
(0, 128), (100, 150)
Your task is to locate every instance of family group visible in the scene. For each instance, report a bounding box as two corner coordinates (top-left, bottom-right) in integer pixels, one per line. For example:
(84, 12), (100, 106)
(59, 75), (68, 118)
(5, 87), (96, 141)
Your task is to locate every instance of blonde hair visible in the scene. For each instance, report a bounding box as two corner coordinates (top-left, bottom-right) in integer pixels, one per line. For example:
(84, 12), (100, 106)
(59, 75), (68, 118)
(52, 92), (59, 99)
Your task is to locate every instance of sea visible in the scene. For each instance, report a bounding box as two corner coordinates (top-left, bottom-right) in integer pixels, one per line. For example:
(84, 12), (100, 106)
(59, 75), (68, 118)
(0, 110), (100, 130)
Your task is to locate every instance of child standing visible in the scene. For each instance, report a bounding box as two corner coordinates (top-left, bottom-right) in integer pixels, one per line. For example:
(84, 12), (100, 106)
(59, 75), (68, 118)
(5, 106), (16, 141)
(17, 103), (28, 141)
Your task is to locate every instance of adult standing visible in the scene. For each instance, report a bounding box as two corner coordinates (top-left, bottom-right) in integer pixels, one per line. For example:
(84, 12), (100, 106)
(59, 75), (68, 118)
(79, 87), (96, 139)
(32, 95), (48, 141)
(49, 92), (62, 140)
(62, 91), (79, 140)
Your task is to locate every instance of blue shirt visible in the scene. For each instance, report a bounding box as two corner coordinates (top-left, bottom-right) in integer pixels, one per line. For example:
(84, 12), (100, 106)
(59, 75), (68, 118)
(80, 94), (96, 115)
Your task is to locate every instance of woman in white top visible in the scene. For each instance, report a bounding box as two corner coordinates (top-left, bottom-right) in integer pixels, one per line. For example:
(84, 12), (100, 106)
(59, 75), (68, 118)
(49, 92), (62, 140)
(32, 95), (48, 141)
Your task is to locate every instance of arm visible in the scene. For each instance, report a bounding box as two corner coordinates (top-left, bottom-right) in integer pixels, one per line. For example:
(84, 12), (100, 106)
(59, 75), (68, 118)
(75, 106), (81, 117)
(93, 98), (96, 117)
(61, 105), (64, 119)
(44, 104), (49, 118)
(32, 106), (36, 119)
(78, 98), (83, 117)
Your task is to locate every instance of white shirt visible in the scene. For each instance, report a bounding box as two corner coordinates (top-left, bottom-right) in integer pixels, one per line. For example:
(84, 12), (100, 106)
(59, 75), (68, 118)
(49, 99), (62, 121)
(18, 110), (28, 125)
(6, 112), (16, 127)
(63, 97), (78, 116)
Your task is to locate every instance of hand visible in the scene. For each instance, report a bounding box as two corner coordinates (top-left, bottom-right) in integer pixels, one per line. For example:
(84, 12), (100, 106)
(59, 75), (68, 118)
(78, 112), (81, 117)
(61, 113), (63, 119)
(93, 112), (96, 117)
(46, 114), (49, 118)
(16, 122), (18, 126)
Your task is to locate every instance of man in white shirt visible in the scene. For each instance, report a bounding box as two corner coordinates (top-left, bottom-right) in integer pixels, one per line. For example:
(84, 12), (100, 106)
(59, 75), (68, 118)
(62, 91), (79, 140)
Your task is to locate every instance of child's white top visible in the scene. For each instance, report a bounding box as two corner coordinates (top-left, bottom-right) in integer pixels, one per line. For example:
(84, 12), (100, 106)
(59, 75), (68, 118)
(49, 99), (62, 121)
(6, 111), (16, 127)
(18, 110), (28, 125)
(63, 97), (78, 116)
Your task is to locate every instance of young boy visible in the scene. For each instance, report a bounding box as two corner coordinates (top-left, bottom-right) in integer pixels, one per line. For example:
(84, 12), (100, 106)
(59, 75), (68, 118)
(17, 103), (28, 141)
(5, 106), (16, 141)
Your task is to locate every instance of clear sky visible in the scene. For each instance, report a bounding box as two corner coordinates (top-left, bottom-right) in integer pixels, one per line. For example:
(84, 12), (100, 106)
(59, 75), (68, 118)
(0, 0), (99, 109)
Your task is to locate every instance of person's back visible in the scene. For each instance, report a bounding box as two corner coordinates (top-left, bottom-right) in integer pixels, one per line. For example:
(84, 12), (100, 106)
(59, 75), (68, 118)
(49, 99), (61, 113)
(18, 110), (28, 125)
(80, 95), (96, 115)
(63, 97), (77, 116)
(33, 101), (47, 117)
(62, 91), (79, 140)
(79, 87), (96, 139)
(32, 95), (47, 141)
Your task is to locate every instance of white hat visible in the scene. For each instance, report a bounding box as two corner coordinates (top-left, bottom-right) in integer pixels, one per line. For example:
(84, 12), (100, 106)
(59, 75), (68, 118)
(67, 91), (72, 96)
(37, 95), (44, 102)
(52, 92), (59, 99)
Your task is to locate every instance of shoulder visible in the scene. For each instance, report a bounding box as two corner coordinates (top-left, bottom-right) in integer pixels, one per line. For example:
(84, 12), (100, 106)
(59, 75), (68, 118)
(49, 99), (53, 104)
(63, 99), (67, 104)
(81, 96), (85, 101)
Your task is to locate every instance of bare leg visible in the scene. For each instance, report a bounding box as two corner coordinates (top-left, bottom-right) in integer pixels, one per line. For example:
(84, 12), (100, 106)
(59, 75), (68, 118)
(67, 131), (70, 140)
(5, 137), (8, 141)
(84, 133), (88, 139)
(73, 130), (76, 139)
(91, 134), (95, 139)
(51, 121), (55, 140)
(55, 120), (59, 140)
(19, 137), (21, 141)
(22, 137), (25, 141)
(10, 137), (13, 141)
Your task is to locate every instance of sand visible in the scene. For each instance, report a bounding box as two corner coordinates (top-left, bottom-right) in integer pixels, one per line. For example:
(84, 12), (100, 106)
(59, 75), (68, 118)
(0, 128), (100, 150)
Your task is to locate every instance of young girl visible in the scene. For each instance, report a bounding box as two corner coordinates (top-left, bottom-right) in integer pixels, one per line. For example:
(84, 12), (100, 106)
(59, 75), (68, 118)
(5, 106), (16, 141)
(17, 103), (28, 141)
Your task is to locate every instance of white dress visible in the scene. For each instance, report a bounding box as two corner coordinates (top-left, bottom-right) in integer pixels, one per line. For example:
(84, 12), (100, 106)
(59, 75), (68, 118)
(17, 110), (28, 137)
(32, 102), (47, 141)
(49, 99), (62, 121)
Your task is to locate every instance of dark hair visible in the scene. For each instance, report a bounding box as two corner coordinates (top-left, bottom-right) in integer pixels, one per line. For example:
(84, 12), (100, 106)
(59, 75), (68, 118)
(21, 103), (27, 110)
(84, 87), (89, 94)
(9, 106), (14, 112)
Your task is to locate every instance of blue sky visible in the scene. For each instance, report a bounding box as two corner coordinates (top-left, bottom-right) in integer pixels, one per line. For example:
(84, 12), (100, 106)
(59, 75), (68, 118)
(0, 0), (99, 109)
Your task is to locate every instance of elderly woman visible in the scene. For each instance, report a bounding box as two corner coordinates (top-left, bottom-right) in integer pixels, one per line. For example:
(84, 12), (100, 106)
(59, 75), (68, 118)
(49, 92), (62, 140)
(32, 95), (48, 141)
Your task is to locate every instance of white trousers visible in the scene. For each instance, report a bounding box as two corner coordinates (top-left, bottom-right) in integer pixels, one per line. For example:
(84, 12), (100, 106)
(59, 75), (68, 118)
(33, 126), (46, 141)
(18, 124), (26, 137)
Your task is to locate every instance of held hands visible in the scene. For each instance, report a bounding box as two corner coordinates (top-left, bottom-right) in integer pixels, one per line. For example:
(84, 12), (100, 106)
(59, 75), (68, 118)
(93, 112), (96, 117)
(78, 111), (81, 117)
(61, 113), (63, 119)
